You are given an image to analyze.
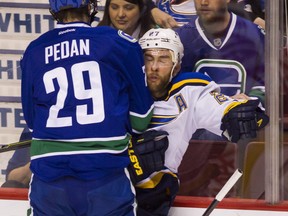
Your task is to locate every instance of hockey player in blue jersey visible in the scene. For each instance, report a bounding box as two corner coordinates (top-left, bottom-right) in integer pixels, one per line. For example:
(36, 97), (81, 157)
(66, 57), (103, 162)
(126, 28), (268, 216)
(20, 0), (154, 215)
(176, 0), (265, 103)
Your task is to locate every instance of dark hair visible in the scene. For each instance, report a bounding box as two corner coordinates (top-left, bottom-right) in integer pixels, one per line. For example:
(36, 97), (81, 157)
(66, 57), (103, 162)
(50, 1), (98, 24)
(98, 0), (156, 38)
(53, 6), (90, 23)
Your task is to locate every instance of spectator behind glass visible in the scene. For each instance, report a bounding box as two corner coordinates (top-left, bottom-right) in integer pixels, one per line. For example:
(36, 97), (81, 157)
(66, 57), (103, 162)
(177, 0), (265, 104)
(97, 0), (156, 39)
(152, 0), (197, 25)
(149, 0), (265, 29)
(176, 0), (265, 140)
(20, 0), (154, 215)
(1, 127), (31, 188)
(230, 0), (265, 29)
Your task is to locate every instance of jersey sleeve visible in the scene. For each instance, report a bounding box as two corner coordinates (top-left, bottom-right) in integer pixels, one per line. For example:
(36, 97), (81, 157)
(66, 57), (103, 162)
(193, 82), (236, 136)
(248, 25), (265, 104)
(20, 48), (34, 131)
(117, 32), (154, 133)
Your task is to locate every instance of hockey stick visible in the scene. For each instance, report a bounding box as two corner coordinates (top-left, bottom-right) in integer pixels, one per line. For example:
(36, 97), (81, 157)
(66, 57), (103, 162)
(202, 169), (243, 216)
(0, 140), (31, 153)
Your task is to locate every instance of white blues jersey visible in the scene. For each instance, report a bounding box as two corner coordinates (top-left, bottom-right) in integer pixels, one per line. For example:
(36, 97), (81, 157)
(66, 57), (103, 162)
(148, 72), (240, 173)
(20, 23), (154, 181)
(176, 13), (265, 103)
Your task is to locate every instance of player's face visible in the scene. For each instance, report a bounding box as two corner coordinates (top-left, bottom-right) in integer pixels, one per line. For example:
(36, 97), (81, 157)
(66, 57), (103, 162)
(194, 0), (229, 23)
(144, 49), (174, 99)
(109, 0), (141, 35)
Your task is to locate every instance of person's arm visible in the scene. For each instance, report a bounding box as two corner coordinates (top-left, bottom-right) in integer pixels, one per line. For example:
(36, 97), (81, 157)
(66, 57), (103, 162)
(3, 162), (31, 188)
(253, 17), (265, 29)
(194, 78), (268, 142)
(151, 8), (179, 28)
(146, 0), (179, 28)
(20, 50), (34, 131)
(230, 93), (251, 100)
(1, 127), (32, 188)
(228, 1), (265, 29)
(117, 33), (154, 133)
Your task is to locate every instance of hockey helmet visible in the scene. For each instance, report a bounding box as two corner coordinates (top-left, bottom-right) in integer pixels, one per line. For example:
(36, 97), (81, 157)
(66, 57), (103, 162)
(139, 28), (184, 64)
(49, 0), (97, 13)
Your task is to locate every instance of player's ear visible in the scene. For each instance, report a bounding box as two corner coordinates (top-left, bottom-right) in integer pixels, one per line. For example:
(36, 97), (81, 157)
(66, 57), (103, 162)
(172, 63), (181, 77)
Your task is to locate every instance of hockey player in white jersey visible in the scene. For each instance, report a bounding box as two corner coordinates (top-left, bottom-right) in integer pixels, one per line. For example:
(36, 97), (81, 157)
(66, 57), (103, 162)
(127, 28), (269, 216)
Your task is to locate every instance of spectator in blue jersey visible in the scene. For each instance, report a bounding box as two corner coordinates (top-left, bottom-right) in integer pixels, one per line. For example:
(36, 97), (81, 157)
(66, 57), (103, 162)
(148, 0), (265, 28)
(150, 0), (197, 26)
(148, 0), (179, 28)
(20, 0), (154, 215)
(175, 0), (265, 141)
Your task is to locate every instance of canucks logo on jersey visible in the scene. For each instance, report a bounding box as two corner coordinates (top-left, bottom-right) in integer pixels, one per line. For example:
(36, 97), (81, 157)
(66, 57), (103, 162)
(156, 0), (197, 25)
(118, 30), (137, 43)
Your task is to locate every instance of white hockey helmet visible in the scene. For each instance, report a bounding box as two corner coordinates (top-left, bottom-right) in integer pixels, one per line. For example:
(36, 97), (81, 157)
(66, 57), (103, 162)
(139, 28), (184, 64)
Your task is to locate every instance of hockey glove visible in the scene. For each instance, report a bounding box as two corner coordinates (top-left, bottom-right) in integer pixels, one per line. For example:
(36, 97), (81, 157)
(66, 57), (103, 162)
(221, 99), (269, 143)
(128, 130), (169, 185)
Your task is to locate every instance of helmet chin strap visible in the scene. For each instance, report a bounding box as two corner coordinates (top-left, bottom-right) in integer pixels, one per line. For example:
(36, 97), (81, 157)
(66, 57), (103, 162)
(168, 50), (177, 83)
(169, 63), (177, 83)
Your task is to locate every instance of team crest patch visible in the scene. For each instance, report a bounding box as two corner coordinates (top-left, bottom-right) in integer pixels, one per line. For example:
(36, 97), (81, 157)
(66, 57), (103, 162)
(118, 30), (137, 43)
(210, 91), (229, 104)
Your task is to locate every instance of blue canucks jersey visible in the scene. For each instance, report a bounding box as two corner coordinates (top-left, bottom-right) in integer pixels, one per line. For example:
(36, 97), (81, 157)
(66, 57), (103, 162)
(20, 23), (154, 180)
(176, 13), (265, 103)
(155, 0), (197, 25)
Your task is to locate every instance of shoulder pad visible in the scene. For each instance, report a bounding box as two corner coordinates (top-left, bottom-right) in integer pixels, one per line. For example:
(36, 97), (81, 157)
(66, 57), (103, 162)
(118, 30), (137, 43)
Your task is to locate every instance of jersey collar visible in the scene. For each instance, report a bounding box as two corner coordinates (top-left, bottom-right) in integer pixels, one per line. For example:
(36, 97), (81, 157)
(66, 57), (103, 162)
(55, 22), (91, 29)
(195, 13), (237, 50)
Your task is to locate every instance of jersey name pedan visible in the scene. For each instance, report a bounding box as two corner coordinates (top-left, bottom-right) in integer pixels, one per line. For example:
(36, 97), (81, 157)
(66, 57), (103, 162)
(45, 39), (90, 64)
